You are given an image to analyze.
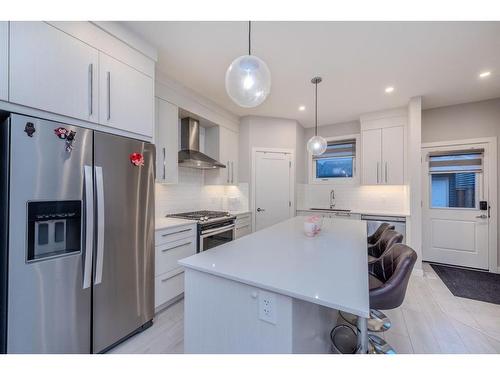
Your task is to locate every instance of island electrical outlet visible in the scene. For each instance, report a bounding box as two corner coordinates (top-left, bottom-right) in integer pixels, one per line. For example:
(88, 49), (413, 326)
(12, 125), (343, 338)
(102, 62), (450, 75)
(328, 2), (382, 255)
(258, 291), (277, 324)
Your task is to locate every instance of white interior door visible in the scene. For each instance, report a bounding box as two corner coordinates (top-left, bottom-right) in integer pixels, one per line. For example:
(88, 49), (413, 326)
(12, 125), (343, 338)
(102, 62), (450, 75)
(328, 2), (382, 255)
(255, 151), (292, 231)
(422, 143), (490, 270)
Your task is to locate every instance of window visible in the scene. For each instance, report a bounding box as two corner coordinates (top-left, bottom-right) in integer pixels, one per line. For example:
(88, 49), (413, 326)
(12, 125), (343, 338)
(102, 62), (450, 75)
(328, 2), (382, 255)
(429, 150), (483, 209)
(311, 137), (358, 183)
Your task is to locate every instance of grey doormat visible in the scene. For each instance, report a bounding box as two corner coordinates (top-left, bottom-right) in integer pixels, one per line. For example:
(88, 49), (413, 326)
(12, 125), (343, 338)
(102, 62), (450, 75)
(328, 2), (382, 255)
(430, 263), (500, 305)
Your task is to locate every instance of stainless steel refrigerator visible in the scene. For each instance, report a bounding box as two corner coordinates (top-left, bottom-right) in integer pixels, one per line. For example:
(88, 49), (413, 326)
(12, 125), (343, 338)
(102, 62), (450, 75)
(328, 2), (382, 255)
(0, 113), (155, 353)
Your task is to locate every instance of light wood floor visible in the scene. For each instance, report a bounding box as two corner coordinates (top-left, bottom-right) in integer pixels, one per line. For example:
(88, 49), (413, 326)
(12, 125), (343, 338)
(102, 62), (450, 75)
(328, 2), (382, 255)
(109, 262), (500, 354)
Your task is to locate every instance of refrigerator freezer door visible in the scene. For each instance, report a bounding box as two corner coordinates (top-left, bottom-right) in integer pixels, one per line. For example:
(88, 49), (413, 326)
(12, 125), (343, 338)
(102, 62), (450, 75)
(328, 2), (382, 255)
(93, 132), (155, 353)
(7, 114), (93, 353)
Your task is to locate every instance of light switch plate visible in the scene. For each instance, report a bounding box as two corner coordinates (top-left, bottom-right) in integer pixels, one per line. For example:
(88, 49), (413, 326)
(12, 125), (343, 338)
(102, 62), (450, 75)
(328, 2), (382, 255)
(258, 290), (277, 324)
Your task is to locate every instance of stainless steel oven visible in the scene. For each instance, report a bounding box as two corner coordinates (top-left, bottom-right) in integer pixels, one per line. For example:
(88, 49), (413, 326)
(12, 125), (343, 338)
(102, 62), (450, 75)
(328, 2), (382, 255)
(199, 219), (235, 252)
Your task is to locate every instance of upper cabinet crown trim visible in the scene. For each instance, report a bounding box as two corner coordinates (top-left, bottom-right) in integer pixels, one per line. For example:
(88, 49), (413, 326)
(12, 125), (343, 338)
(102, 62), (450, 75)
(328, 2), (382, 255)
(360, 108), (408, 123)
(46, 21), (155, 78)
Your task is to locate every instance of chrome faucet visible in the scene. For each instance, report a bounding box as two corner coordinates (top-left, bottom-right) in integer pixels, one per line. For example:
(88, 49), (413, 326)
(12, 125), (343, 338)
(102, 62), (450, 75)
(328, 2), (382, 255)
(330, 189), (336, 209)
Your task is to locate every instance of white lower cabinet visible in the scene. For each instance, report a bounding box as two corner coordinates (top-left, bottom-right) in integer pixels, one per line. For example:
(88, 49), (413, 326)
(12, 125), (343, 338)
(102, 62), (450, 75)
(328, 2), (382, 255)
(0, 22), (8, 101)
(98, 52), (154, 138)
(155, 223), (197, 310)
(235, 213), (252, 239)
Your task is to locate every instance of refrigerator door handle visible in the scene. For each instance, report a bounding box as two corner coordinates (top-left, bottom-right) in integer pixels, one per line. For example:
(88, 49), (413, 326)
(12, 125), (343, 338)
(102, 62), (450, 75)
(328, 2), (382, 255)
(83, 166), (94, 289)
(94, 166), (105, 285)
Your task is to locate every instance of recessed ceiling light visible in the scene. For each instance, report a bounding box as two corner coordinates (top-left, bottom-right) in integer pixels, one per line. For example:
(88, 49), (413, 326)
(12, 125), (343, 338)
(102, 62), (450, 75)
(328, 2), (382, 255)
(298, 105), (306, 111)
(385, 86), (395, 93)
(479, 71), (491, 78)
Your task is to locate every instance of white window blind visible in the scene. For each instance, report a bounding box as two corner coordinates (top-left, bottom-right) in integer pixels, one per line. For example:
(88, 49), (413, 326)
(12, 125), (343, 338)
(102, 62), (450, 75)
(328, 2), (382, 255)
(428, 149), (484, 174)
(312, 139), (356, 160)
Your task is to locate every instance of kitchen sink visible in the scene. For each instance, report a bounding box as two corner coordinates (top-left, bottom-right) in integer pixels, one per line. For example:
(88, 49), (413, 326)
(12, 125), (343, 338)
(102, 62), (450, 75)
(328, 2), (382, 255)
(309, 208), (351, 212)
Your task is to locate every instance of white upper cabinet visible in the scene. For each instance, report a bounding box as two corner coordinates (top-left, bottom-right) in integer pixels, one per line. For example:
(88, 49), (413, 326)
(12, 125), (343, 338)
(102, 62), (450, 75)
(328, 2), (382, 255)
(9, 22), (99, 123)
(155, 98), (179, 184)
(381, 126), (404, 184)
(361, 128), (382, 185)
(0, 22), (8, 101)
(98, 52), (154, 138)
(205, 126), (239, 185)
(361, 111), (406, 185)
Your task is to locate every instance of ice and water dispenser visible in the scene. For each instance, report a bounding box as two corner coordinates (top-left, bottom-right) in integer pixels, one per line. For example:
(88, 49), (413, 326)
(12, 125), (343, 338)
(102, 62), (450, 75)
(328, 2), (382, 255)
(27, 201), (81, 261)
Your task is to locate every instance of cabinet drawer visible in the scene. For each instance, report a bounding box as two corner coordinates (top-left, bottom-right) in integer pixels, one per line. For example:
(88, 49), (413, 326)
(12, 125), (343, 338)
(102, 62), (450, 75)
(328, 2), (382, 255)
(155, 224), (196, 246)
(155, 270), (184, 308)
(235, 215), (251, 229)
(235, 223), (251, 239)
(155, 237), (196, 277)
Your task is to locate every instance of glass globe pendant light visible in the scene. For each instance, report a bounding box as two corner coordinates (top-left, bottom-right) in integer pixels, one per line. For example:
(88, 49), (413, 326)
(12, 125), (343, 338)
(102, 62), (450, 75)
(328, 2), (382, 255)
(225, 21), (271, 108)
(306, 76), (327, 156)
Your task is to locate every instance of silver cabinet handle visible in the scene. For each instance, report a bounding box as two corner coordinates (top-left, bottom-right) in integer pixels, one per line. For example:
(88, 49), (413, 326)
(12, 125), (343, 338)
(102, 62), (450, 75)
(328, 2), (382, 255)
(107, 72), (111, 121)
(227, 161), (230, 183)
(161, 241), (192, 252)
(231, 161), (234, 184)
(83, 166), (94, 289)
(88, 64), (93, 116)
(385, 162), (388, 183)
(94, 166), (105, 285)
(256, 208), (265, 212)
(476, 214), (488, 219)
(376, 162), (380, 184)
(162, 147), (166, 180)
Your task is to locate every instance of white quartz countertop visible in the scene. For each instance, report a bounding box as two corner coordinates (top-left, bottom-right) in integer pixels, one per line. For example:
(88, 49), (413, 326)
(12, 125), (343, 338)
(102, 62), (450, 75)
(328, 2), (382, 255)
(297, 208), (410, 217)
(155, 217), (196, 230)
(179, 216), (370, 318)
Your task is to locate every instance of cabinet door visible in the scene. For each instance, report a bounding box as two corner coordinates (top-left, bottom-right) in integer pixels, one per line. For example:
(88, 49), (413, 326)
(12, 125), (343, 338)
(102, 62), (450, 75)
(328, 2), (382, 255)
(221, 127), (239, 185)
(382, 126), (404, 184)
(99, 52), (154, 138)
(361, 128), (382, 185)
(0, 22), (8, 101)
(155, 98), (179, 183)
(204, 126), (239, 185)
(9, 22), (98, 122)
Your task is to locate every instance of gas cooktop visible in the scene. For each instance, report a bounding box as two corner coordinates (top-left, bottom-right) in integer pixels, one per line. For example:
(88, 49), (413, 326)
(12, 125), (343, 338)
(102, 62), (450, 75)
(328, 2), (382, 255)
(166, 210), (234, 223)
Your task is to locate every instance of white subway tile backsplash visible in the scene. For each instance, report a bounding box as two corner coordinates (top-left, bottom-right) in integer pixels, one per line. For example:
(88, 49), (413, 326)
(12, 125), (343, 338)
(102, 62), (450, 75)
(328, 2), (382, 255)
(297, 183), (409, 214)
(155, 168), (249, 217)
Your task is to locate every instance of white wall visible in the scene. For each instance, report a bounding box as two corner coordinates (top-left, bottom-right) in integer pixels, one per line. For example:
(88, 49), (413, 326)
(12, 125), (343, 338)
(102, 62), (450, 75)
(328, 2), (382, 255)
(238, 116), (302, 183)
(422, 97), (500, 268)
(407, 97), (423, 271)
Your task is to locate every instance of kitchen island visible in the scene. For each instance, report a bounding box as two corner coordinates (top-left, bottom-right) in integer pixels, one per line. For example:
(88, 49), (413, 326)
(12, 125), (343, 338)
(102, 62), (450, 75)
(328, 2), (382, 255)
(179, 216), (369, 354)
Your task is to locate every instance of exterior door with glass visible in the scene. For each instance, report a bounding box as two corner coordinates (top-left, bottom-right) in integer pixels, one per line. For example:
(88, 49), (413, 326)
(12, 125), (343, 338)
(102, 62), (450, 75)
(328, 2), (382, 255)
(422, 143), (490, 270)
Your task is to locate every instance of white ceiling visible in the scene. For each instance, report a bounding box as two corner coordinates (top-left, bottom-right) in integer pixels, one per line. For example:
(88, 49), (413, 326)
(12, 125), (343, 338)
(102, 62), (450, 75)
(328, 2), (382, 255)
(123, 21), (500, 127)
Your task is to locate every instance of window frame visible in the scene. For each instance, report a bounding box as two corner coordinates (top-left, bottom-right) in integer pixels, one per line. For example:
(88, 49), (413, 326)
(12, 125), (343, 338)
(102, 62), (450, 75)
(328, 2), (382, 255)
(308, 134), (360, 185)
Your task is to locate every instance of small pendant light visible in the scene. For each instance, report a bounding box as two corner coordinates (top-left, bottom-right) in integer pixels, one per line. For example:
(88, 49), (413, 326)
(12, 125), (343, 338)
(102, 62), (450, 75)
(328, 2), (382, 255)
(225, 21), (271, 108)
(306, 76), (327, 156)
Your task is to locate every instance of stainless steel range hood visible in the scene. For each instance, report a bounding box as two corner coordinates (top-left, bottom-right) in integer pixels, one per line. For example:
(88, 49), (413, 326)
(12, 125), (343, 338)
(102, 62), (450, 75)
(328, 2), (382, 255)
(178, 117), (226, 169)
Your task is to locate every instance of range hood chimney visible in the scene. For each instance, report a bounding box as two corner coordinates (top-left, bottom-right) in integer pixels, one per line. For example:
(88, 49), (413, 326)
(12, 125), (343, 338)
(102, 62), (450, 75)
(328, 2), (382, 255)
(178, 117), (226, 169)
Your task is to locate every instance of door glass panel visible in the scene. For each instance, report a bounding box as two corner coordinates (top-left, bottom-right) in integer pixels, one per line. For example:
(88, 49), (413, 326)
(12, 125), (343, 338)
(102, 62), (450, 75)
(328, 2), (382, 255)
(431, 172), (477, 208)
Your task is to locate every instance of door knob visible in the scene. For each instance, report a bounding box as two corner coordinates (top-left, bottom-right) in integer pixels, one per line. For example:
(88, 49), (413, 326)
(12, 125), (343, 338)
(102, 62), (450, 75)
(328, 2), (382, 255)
(476, 214), (488, 219)
(257, 208), (265, 212)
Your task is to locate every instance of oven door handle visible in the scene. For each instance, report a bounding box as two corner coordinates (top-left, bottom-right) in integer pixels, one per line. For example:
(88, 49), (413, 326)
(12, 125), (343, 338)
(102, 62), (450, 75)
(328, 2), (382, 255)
(201, 224), (235, 237)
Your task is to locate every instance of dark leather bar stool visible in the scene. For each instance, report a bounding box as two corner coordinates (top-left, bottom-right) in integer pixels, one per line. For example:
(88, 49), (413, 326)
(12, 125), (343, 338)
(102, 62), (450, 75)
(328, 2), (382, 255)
(367, 223), (395, 245)
(340, 230), (403, 331)
(368, 229), (403, 264)
(337, 243), (417, 354)
(368, 243), (417, 353)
